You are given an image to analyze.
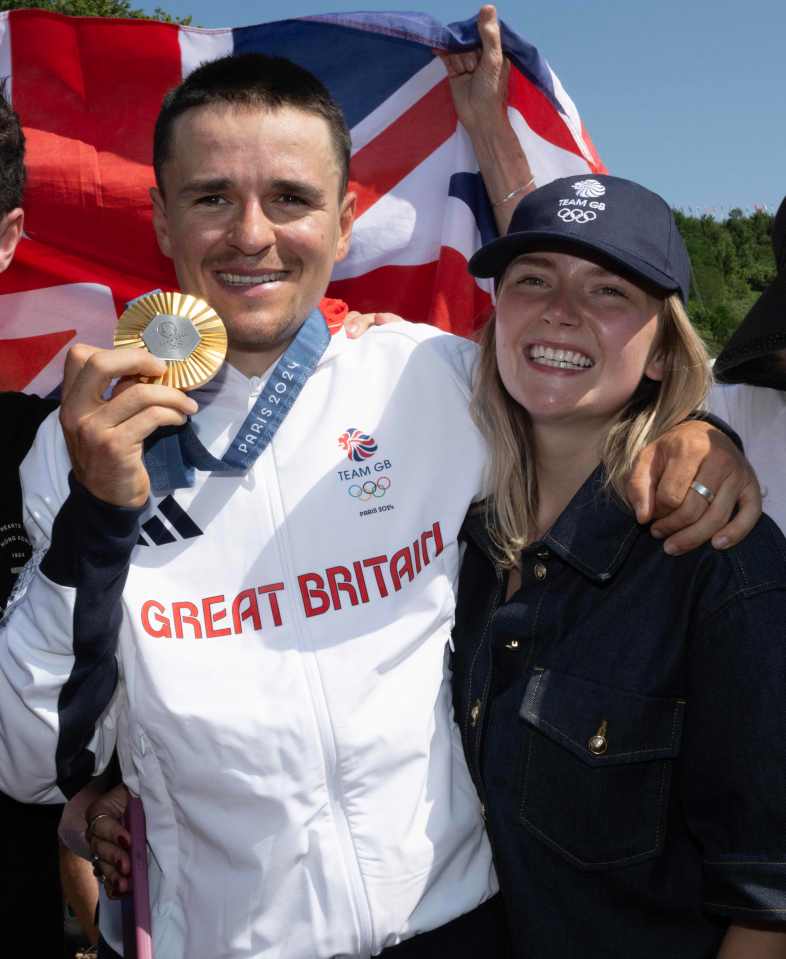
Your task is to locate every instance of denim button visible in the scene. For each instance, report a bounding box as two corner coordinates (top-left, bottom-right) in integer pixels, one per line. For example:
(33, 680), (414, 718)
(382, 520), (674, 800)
(470, 699), (481, 727)
(534, 562), (547, 580)
(587, 720), (609, 755)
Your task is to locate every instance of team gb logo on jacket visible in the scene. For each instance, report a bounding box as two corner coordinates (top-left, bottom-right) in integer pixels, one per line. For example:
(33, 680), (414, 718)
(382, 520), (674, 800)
(338, 428), (378, 461)
(336, 428), (394, 516)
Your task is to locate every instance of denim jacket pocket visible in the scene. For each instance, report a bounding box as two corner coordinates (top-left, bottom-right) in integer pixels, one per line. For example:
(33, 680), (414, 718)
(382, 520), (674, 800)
(518, 668), (685, 870)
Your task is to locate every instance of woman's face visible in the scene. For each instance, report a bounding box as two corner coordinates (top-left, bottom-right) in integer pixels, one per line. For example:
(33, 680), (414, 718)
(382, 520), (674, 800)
(494, 251), (665, 433)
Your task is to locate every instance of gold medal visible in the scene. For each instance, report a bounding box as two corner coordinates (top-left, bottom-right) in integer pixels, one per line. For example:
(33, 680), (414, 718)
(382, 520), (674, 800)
(114, 291), (228, 391)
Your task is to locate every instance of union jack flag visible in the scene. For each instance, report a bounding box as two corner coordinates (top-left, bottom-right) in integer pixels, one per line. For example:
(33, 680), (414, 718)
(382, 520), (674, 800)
(0, 9), (604, 396)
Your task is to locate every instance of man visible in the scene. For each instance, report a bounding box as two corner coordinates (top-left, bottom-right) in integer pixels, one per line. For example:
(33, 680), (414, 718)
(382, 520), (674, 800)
(0, 80), (65, 958)
(710, 195), (786, 533)
(0, 45), (757, 959)
(0, 79), (104, 956)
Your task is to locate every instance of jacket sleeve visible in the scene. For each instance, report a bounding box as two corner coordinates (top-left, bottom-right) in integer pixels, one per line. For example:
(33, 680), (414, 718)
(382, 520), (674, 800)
(683, 518), (786, 923)
(0, 414), (143, 802)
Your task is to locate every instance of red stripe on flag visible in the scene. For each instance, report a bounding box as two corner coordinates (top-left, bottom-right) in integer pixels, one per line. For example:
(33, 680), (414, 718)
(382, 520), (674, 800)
(328, 247), (491, 337)
(11, 10), (182, 290)
(580, 121), (606, 173)
(0, 237), (177, 317)
(0, 330), (76, 392)
(508, 68), (586, 161)
(428, 246), (492, 336)
(349, 78), (456, 218)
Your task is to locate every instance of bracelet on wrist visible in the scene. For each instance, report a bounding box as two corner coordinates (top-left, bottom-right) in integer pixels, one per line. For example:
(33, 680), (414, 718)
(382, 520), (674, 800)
(492, 177), (535, 208)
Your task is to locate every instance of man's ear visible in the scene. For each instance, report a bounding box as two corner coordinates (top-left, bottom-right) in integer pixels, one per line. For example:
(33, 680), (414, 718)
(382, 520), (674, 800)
(334, 190), (356, 264)
(0, 207), (23, 273)
(150, 187), (173, 259)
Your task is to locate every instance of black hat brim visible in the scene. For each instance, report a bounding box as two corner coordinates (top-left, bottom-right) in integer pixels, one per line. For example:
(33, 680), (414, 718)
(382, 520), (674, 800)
(468, 230), (684, 300)
(714, 270), (786, 384)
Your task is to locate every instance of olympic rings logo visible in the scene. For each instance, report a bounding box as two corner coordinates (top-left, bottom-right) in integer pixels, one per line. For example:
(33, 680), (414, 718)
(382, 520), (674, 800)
(557, 208), (597, 224)
(348, 476), (391, 500)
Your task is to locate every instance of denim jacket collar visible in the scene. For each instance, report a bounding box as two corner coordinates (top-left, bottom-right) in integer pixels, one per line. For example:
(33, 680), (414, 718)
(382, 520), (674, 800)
(462, 465), (642, 584)
(543, 465), (642, 583)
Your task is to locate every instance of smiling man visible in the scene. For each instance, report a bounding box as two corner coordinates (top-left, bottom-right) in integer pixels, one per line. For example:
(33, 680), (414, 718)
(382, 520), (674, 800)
(149, 67), (355, 380)
(0, 48), (759, 959)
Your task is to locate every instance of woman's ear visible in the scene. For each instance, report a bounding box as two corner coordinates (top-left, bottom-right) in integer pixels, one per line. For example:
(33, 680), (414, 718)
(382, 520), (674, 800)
(644, 349), (665, 382)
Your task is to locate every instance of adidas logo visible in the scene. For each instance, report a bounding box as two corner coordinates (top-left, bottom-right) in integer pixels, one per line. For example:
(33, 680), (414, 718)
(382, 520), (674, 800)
(137, 496), (203, 547)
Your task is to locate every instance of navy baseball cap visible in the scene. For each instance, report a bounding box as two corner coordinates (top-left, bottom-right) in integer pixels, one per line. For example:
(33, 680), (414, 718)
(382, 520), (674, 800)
(469, 175), (692, 303)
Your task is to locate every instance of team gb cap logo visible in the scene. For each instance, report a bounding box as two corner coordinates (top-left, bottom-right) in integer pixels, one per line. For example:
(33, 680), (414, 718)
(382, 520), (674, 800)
(571, 179), (606, 199)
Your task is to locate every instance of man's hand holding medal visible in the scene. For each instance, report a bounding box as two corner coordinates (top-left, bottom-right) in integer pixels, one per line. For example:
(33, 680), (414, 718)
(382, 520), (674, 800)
(60, 291), (226, 509)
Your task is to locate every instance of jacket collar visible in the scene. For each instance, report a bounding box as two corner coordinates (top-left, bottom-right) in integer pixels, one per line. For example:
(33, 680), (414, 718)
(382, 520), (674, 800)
(462, 465), (642, 584)
(542, 466), (641, 582)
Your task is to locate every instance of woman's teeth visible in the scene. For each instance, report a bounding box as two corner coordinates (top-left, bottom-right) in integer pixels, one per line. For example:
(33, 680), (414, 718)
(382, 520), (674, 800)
(529, 345), (593, 370)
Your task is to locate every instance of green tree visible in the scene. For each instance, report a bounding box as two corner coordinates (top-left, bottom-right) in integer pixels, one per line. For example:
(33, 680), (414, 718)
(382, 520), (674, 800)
(676, 207), (776, 354)
(0, 0), (190, 24)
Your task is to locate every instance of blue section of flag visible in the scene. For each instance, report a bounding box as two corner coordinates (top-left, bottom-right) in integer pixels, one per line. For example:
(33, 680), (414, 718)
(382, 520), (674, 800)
(303, 11), (560, 115)
(233, 19), (433, 129)
(449, 172), (499, 246)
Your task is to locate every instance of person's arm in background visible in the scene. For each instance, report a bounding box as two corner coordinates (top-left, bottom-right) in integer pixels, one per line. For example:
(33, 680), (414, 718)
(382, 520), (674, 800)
(718, 925), (786, 958)
(439, 5), (534, 235)
(59, 843), (100, 946)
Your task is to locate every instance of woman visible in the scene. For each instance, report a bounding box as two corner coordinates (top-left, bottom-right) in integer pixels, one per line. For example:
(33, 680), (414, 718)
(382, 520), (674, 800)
(451, 174), (786, 957)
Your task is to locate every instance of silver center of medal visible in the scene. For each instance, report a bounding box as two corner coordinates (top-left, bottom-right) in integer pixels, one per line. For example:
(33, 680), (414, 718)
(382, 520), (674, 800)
(141, 313), (201, 360)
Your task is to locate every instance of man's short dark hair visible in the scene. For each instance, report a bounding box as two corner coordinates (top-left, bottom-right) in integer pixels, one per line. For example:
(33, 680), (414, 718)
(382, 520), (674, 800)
(0, 79), (25, 217)
(153, 54), (351, 197)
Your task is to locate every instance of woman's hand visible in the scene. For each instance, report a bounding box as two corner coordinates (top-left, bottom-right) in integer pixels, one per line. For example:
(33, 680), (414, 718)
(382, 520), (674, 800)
(438, 4), (509, 133)
(344, 311), (405, 338)
(437, 5), (534, 234)
(85, 783), (132, 899)
(627, 419), (761, 554)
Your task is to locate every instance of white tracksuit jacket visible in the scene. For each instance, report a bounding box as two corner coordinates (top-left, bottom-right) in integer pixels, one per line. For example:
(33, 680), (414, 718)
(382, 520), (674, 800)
(0, 322), (496, 958)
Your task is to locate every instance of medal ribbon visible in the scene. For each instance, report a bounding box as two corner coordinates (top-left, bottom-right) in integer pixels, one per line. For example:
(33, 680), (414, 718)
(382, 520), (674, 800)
(144, 308), (330, 491)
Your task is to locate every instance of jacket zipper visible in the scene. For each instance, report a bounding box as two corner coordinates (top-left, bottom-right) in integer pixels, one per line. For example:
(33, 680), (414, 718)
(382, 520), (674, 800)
(261, 444), (375, 955)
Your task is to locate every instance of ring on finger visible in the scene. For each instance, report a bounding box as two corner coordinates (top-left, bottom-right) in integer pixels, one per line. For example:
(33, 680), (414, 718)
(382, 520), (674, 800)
(91, 852), (104, 881)
(690, 480), (715, 505)
(86, 812), (115, 841)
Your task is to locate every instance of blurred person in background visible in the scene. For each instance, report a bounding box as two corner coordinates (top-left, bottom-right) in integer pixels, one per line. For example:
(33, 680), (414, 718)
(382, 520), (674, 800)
(711, 195), (786, 532)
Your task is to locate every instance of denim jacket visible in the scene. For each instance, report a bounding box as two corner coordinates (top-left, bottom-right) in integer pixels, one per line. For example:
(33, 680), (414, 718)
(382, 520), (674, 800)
(452, 466), (786, 958)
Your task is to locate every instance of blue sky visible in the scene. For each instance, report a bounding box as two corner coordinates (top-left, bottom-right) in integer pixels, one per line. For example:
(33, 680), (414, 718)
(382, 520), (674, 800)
(140, 0), (785, 219)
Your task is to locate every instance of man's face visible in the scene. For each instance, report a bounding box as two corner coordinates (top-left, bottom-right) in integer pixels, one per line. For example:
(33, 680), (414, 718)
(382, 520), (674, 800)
(151, 103), (355, 373)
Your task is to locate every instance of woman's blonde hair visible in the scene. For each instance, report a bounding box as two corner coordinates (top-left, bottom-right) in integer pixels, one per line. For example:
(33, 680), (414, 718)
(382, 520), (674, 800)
(471, 293), (711, 567)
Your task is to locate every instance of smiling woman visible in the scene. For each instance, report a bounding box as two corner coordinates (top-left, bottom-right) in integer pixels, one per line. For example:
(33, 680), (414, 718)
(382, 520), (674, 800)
(452, 174), (786, 958)
(469, 176), (711, 565)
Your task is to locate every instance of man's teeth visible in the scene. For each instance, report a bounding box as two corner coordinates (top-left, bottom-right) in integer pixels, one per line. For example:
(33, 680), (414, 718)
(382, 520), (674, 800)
(219, 271), (287, 286)
(529, 345), (593, 370)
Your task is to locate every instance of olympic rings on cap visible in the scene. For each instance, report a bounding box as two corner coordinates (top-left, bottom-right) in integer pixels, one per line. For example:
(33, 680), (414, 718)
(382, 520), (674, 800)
(557, 208), (597, 224)
(348, 476), (391, 501)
